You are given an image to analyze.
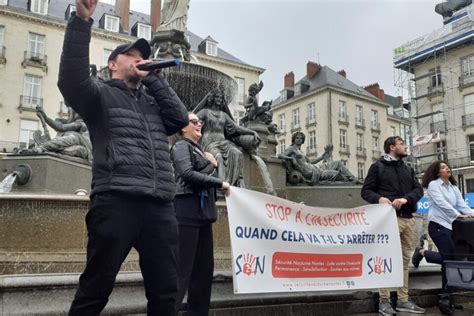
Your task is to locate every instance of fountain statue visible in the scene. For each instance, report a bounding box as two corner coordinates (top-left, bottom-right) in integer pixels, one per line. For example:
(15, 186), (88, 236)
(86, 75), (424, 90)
(194, 88), (275, 194)
(435, 0), (472, 17)
(17, 105), (92, 163)
(278, 132), (361, 185)
(240, 81), (278, 134)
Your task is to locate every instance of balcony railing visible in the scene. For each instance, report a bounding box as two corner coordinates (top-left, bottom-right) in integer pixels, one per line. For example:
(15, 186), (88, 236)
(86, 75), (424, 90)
(291, 121), (301, 131)
(462, 113), (474, 128)
(355, 118), (365, 129)
(19, 95), (43, 110)
(338, 115), (349, 125)
(339, 144), (350, 155)
(430, 120), (447, 133)
(371, 121), (381, 132)
(427, 83), (444, 99)
(306, 116), (317, 126)
(22, 51), (48, 71)
(0, 140), (21, 153)
(0, 46), (5, 64)
(372, 150), (382, 158)
(356, 147), (366, 158)
(459, 74), (474, 90)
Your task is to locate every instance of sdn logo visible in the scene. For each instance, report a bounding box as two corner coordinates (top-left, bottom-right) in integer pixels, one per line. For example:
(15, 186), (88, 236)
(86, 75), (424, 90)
(367, 256), (393, 275)
(235, 253), (265, 276)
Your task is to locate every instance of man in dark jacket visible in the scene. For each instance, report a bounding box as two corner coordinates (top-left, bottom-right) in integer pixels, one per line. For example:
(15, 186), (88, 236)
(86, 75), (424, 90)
(58, 1), (188, 315)
(361, 136), (425, 315)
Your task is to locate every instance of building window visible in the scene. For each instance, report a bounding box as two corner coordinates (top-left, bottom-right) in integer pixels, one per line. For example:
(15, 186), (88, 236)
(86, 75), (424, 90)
(469, 136), (474, 162)
(356, 105), (363, 124)
(436, 140), (447, 161)
(462, 55), (474, 77)
(105, 15), (120, 32)
(340, 129), (347, 148)
(22, 75), (42, 108)
(235, 77), (245, 104)
(30, 0), (48, 15)
(390, 126), (396, 136)
(467, 178), (474, 193)
(28, 32), (45, 58)
(372, 136), (379, 150)
(357, 163), (365, 179)
(307, 102), (316, 123)
(102, 49), (112, 68)
(279, 139), (286, 154)
(206, 41), (217, 56)
(292, 108), (300, 128)
(0, 0), (7, 5)
(0, 25), (4, 58)
(430, 67), (442, 87)
(339, 100), (347, 119)
(371, 110), (378, 125)
(356, 133), (364, 149)
(308, 131), (316, 150)
(137, 24), (151, 40)
(465, 94), (474, 115)
(19, 120), (39, 149)
(278, 113), (286, 132)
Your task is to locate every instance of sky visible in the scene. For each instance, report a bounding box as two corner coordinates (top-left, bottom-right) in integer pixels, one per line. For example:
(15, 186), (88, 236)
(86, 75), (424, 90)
(104, 0), (443, 103)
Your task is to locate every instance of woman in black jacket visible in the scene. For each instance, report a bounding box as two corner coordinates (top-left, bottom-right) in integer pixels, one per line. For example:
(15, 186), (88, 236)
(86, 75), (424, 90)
(171, 112), (230, 315)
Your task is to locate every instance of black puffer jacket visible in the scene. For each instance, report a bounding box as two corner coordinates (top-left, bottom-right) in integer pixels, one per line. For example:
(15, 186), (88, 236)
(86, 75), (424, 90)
(171, 139), (223, 195)
(57, 14), (188, 201)
(361, 157), (423, 218)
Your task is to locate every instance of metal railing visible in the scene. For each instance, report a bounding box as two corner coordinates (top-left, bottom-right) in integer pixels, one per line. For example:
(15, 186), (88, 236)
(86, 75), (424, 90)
(19, 95), (43, 109)
(355, 118), (365, 129)
(430, 120), (447, 133)
(22, 51), (48, 67)
(338, 114), (349, 125)
(462, 113), (474, 127)
(339, 144), (350, 155)
(356, 147), (366, 158)
(371, 121), (381, 132)
(306, 116), (317, 126)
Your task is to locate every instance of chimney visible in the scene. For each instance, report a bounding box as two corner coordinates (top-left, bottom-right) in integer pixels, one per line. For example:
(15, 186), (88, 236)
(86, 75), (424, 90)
(337, 69), (346, 78)
(364, 83), (385, 101)
(306, 61), (321, 79)
(284, 72), (295, 88)
(115, 0), (130, 32)
(397, 96), (403, 107)
(151, 0), (161, 31)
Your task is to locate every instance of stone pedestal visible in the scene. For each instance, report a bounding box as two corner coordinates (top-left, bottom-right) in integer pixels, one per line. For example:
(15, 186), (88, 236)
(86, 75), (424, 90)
(0, 154), (91, 194)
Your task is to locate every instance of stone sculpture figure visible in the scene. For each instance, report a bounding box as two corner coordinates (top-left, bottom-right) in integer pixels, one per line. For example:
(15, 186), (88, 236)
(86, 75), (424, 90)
(435, 0), (472, 17)
(278, 132), (360, 185)
(194, 88), (261, 187)
(22, 106), (92, 163)
(160, 0), (190, 32)
(240, 81), (278, 134)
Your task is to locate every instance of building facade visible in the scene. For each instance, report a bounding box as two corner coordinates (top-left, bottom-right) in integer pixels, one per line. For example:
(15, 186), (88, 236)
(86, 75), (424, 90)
(271, 62), (410, 180)
(0, 0), (263, 152)
(394, 3), (474, 191)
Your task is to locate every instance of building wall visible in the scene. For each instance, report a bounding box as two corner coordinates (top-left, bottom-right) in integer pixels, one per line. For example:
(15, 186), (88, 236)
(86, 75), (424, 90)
(0, 6), (262, 151)
(411, 45), (474, 175)
(271, 87), (400, 179)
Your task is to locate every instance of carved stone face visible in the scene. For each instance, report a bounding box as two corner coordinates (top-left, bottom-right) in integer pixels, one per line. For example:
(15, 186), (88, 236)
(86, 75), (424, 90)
(294, 134), (304, 145)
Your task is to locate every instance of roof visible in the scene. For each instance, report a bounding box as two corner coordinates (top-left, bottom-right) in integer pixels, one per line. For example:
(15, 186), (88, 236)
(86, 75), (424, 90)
(5, 0), (250, 66)
(273, 65), (379, 106)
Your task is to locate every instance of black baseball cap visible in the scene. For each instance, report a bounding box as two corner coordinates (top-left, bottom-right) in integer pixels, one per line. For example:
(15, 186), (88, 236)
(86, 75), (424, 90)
(108, 38), (151, 62)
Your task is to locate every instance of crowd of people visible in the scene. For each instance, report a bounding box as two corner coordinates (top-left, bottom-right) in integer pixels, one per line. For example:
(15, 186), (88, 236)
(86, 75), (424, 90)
(61, 2), (472, 315)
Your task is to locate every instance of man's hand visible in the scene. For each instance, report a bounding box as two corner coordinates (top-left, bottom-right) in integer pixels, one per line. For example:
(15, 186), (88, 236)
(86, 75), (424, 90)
(378, 197), (391, 204)
(392, 198), (408, 210)
(76, 0), (98, 21)
(133, 60), (154, 78)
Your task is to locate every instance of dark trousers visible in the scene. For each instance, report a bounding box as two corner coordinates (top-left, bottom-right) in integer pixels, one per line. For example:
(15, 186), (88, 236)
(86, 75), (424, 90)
(69, 192), (179, 316)
(424, 221), (455, 290)
(176, 224), (214, 316)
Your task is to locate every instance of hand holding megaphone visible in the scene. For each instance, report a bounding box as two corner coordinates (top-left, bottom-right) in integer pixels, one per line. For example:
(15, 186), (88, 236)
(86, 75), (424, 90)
(137, 59), (181, 71)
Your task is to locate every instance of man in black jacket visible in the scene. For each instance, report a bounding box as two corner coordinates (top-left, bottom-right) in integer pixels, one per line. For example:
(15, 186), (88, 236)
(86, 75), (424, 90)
(361, 136), (425, 315)
(58, 1), (188, 315)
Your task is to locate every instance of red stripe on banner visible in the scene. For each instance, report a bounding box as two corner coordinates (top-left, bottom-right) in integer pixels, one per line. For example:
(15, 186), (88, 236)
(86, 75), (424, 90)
(272, 252), (363, 278)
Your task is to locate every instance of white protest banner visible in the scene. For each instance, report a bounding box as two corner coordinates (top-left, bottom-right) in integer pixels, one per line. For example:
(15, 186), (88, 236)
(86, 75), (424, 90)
(225, 187), (403, 294)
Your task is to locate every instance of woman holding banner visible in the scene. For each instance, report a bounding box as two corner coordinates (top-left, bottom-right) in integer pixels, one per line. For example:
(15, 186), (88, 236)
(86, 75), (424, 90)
(412, 160), (474, 290)
(171, 112), (230, 314)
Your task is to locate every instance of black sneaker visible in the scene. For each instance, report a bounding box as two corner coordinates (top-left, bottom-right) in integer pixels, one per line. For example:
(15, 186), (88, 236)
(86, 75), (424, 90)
(379, 299), (396, 315)
(412, 247), (423, 268)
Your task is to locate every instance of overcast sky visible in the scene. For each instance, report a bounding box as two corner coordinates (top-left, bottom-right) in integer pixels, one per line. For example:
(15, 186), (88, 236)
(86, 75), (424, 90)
(109, 0), (444, 102)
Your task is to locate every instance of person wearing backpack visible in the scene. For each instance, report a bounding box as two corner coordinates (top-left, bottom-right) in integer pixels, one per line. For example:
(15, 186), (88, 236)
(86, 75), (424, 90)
(361, 136), (425, 315)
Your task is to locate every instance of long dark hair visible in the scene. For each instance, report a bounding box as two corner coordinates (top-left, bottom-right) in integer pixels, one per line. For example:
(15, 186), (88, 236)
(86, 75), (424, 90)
(421, 160), (457, 188)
